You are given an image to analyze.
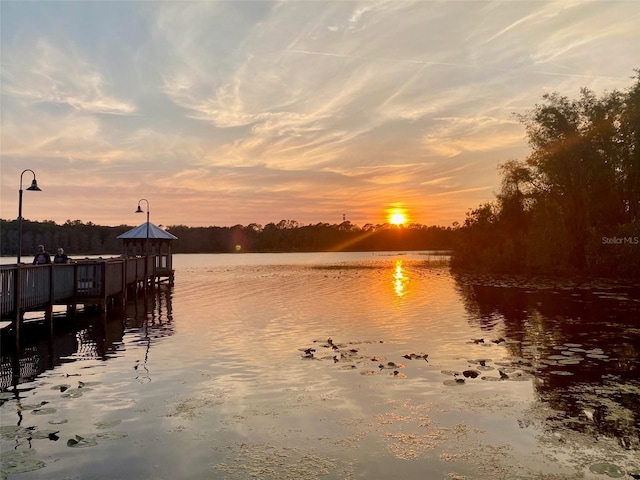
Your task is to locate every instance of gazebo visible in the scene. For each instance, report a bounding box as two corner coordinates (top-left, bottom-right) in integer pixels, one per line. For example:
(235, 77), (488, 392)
(117, 222), (178, 284)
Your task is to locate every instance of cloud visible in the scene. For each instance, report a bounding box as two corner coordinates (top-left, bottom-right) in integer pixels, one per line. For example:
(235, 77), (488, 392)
(2, 38), (136, 114)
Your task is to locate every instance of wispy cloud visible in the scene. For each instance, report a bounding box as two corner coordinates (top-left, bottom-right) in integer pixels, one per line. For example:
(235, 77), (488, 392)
(2, 39), (136, 114)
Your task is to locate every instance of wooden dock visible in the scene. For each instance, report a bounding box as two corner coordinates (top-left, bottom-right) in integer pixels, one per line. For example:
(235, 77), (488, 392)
(0, 254), (174, 343)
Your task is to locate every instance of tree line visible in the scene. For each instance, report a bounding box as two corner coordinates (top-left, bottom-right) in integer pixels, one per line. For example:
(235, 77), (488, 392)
(0, 218), (454, 259)
(451, 71), (640, 277)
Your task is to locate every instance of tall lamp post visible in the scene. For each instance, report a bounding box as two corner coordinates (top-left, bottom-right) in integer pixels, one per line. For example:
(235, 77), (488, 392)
(135, 199), (150, 280)
(17, 169), (42, 263)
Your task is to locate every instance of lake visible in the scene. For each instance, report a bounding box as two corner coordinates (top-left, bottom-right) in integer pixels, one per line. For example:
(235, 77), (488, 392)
(1, 252), (639, 479)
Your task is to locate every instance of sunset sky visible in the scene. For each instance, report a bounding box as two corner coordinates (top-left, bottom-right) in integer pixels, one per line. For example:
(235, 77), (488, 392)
(1, 1), (638, 228)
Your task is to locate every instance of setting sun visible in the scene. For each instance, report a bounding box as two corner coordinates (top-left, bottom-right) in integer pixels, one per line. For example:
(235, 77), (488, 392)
(388, 208), (408, 226)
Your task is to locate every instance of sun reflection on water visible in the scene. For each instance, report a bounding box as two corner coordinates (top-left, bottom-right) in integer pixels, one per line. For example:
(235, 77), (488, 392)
(393, 260), (407, 297)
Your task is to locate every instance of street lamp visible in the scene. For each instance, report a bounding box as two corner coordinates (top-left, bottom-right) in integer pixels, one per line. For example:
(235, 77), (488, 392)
(135, 199), (151, 284)
(135, 198), (150, 259)
(17, 169), (42, 263)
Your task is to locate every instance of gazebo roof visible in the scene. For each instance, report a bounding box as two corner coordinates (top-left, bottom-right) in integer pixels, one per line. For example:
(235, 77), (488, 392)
(117, 222), (178, 240)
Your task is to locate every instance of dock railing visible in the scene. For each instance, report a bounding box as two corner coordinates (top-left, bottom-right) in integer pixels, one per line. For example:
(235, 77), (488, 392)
(0, 255), (159, 321)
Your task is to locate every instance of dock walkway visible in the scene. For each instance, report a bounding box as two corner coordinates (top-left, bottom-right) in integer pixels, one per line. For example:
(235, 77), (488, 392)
(0, 255), (173, 341)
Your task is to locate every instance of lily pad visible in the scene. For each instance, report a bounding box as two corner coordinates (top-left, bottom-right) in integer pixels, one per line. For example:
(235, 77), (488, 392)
(558, 358), (582, 365)
(31, 407), (56, 415)
(588, 463), (625, 477)
(586, 354), (609, 360)
(48, 418), (69, 425)
(0, 448), (46, 474)
(67, 435), (98, 448)
(443, 379), (466, 386)
(31, 429), (60, 440)
(95, 420), (121, 430)
(20, 401), (48, 410)
(95, 431), (128, 441)
(61, 389), (84, 398)
(0, 426), (30, 441)
(51, 384), (71, 392)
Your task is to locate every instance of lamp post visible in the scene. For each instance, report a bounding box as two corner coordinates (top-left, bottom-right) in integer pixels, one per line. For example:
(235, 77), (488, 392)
(135, 199), (150, 280)
(17, 169), (42, 263)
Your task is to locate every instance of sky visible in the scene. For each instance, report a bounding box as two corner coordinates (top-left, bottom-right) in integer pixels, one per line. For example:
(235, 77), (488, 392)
(1, 1), (638, 229)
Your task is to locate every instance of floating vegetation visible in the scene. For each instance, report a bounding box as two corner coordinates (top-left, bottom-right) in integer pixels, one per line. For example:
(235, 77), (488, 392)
(95, 420), (121, 430)
(67, 435), (99, 448)
(588, 462), (625, 477)
(0, 425), (30, 441)
(443, 379), (465, 386)
(0, 448), (46, 475)
(95, 431), (128, 441)
(20, 401), (49, 410)
(505, 372), (533, 381)
(31, 407), (56, 415)
(31, 429), (60, 441)
(586, 353), (610, 360)
(380, 361), (405, 370)
(370, 356), (387, 362)
(467, 359), (493, 369)
(402, 352), (429, 361)
(214, 442), (354, 479)
(299, 337), (423, 380)
(0, 392), (15, 401)
(339, 364), (357, 370)
(48, 418), (69, 425)
(52, 384), (71, 392)
(61, 388), (84, 398)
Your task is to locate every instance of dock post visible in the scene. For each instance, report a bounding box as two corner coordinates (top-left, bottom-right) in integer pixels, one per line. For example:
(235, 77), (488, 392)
(47, 264), (54, 337)
(14, 266), (22, 350)
(45, 304), (53, 338)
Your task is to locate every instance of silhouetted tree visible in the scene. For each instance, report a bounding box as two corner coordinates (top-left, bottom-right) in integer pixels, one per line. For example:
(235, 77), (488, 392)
(452, 70), (640, 277)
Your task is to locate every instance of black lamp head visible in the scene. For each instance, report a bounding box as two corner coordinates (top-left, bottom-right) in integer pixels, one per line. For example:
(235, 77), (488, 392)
(27, 178), (41, 191)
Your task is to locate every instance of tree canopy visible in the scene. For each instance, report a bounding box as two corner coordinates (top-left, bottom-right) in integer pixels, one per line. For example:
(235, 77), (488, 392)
(452, 71), (640, 277)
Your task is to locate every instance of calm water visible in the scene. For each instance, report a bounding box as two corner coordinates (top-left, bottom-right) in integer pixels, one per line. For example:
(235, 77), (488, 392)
(1, 252), (639, 479)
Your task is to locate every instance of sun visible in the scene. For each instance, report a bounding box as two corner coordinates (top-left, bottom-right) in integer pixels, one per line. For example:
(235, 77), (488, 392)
(388, 208), (408, 226)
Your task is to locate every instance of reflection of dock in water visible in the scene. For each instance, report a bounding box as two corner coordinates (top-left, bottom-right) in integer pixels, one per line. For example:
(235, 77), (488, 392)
(0, 285), (173, 390)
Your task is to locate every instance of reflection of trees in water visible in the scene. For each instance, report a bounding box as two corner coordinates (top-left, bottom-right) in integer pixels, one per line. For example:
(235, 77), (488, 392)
(0, 285), (173, 390)
(453, 273), (640, 450)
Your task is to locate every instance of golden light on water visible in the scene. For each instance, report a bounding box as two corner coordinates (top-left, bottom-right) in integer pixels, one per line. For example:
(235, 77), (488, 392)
(393, 260), (407, 297)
